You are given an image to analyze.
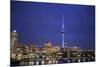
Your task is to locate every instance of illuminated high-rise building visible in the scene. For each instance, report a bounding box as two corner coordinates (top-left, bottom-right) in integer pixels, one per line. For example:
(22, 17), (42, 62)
(11, 30), (18, 52)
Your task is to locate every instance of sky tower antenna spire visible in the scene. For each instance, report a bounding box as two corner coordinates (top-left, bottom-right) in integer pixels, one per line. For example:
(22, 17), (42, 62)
(61, 14), (65, 48)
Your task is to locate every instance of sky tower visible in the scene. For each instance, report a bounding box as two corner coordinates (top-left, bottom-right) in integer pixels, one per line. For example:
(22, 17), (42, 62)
(61, 15), (65, 48)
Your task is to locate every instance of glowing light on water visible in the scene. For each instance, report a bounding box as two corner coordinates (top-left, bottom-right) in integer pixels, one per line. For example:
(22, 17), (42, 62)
(29, 62), (34, 65)
(55, 60), (58, 64)
(36, 61), (39, 65)
(78, 59), (80, 62)
(52, 60), (54, 64)
(48, 60), (52, 64)
(41, 61), (45, 65)
(68, 59), (70, 63)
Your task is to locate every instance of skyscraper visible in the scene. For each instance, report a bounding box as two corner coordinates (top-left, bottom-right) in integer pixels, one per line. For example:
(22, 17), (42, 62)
(11, 30), (18, 52)
(61, 15), (65, 48)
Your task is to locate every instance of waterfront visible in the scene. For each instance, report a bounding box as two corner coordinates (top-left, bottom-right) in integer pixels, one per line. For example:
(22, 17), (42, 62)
(10, 30), (95, 66)
(11, 57), (95, 66)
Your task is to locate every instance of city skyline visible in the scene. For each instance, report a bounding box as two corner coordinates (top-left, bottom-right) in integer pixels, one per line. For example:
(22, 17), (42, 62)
(11, 1), (95, 49)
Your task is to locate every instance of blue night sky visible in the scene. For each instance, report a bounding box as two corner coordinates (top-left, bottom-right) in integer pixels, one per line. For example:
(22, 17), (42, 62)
(11, 1), (95, 49)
